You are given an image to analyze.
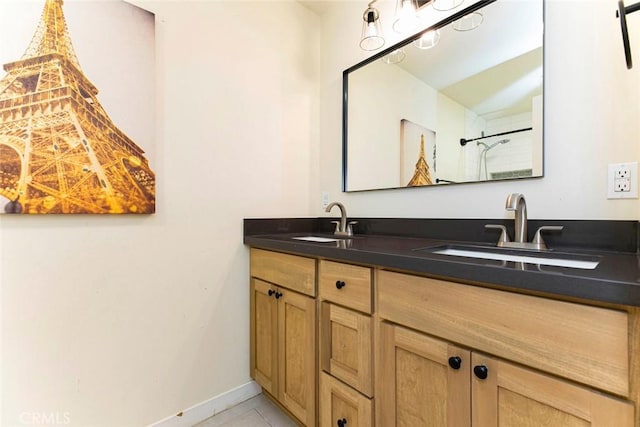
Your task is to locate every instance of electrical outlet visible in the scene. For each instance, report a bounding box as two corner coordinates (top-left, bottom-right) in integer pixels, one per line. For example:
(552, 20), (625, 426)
(322, 191), (329, 208)
(616, 180), (630, 192)
(608, 162), (638, 199)
(614, 164), (631, 193)
(615, 166), (631, 180)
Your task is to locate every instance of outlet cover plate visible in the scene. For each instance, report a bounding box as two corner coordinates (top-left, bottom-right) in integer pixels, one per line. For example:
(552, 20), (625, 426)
(322, 191), (329, 208)
(608, 162), (638, 199)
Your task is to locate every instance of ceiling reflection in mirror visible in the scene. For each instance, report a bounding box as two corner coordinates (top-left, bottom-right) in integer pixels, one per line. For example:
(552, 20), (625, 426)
(343, 0), (544, 192)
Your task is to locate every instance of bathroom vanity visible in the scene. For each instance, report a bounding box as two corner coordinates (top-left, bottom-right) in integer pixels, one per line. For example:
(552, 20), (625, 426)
(245, 218), (640, 426)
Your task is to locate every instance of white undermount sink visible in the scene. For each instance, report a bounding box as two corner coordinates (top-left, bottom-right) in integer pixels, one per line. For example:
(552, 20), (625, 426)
(428, 245), (600, 270)
(291, 236), (342, 243)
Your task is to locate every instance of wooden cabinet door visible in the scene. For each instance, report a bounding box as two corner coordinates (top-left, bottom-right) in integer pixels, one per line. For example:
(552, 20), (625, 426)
(250, 278), (278, 397)
(320, 302), (373, 396)
(471, 353), (635, 427)
(320, 372), (373, 427)
(377, 322), (471, 427)
(278, 288), (317, 426)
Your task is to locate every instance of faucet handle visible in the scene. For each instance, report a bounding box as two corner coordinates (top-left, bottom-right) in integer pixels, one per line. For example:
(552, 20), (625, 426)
(346, 221), (358, 237)
(485, 224), (510, 246)
(331, 220), (341, 233)
(532, 226), (564, 250)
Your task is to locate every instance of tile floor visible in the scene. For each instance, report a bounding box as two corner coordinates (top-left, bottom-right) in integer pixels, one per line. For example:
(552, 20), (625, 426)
(193, 393), (298, 427)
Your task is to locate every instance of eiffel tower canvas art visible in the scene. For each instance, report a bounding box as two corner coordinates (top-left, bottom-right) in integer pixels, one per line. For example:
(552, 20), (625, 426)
(0, 0), (155, 214)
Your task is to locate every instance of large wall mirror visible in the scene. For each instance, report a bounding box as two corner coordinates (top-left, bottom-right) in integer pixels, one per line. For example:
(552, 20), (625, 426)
(343, 0), (544, 191)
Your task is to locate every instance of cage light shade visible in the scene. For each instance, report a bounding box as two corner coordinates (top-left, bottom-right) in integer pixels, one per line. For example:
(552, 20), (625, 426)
(432, 0), (464, 11)
(393, 0), (420, 34)
(360, 8), (384, 50)
(453, 11), (483, 31)
(382, 48), (406, 64)
(414, 29), (441, 49)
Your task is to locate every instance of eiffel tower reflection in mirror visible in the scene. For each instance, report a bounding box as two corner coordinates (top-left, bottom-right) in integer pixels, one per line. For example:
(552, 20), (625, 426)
(0, 0), (155, 214)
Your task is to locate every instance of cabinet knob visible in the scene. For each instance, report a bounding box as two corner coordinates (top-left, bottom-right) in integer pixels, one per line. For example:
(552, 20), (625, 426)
(448, 356), (462, 370)
(336, 280), (346, 290)
(473, 365), (489, 380)
(337, 419), (347, 427)
(275, 291), (283, 299)
(268, 290), (275, 297)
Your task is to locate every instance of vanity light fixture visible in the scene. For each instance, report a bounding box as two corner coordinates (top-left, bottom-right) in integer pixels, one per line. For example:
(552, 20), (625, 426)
(414, 29), (441, 49)
(393, 0), (421, 34)
(432, 0), (464, 12)
(360, 0), (385, 51)
(382, 48), (406, 64)
(453, 11), (483, 31)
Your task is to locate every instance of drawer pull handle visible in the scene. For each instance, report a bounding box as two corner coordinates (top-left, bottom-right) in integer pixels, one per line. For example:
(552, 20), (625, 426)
(336, 281), (346, 289)
(337, 419), (347, 427)
(275, 292), (283, 299)
(268, 290), (275, 297)
(448, 356), (462, 370)
(474, 365), (489, 380)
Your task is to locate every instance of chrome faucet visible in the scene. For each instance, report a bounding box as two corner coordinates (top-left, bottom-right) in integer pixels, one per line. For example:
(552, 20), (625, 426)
(486, 193), (563, 250)
(325, 202), (356, 236)
(505, 193), (528, 243)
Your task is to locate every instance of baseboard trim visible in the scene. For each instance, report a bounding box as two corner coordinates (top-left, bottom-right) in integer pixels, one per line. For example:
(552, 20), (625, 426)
(149, 381), (262, 427)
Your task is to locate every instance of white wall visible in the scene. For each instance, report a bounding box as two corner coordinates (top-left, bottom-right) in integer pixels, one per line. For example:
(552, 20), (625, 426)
(0, 1), (319, 426)
(436, 91), (466, 182)
(317, 0), (640, 220)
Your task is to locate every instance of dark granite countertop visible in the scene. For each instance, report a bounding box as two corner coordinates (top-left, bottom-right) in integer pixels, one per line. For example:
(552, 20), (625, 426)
(243, 218), (640, 307)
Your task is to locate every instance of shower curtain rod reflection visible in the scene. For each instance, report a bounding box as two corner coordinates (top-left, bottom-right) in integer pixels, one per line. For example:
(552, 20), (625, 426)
(459, 127), (533, 146)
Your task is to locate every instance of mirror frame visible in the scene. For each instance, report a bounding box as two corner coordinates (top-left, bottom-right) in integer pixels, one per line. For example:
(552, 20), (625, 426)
(342, 0), (544, 192)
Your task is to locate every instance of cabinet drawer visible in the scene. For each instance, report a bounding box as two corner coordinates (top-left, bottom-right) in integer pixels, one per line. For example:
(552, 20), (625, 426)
(319, 260), (372, 314)
(320, 302), (373, 397)
(378, 270), (629, 396)
(250, 248), (316, 297)
(320, 372), (373, 427)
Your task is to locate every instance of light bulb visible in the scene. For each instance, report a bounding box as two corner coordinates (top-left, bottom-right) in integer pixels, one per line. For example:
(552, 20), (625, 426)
(393, 0), (420, 34)
(414, 29), (441, 49)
